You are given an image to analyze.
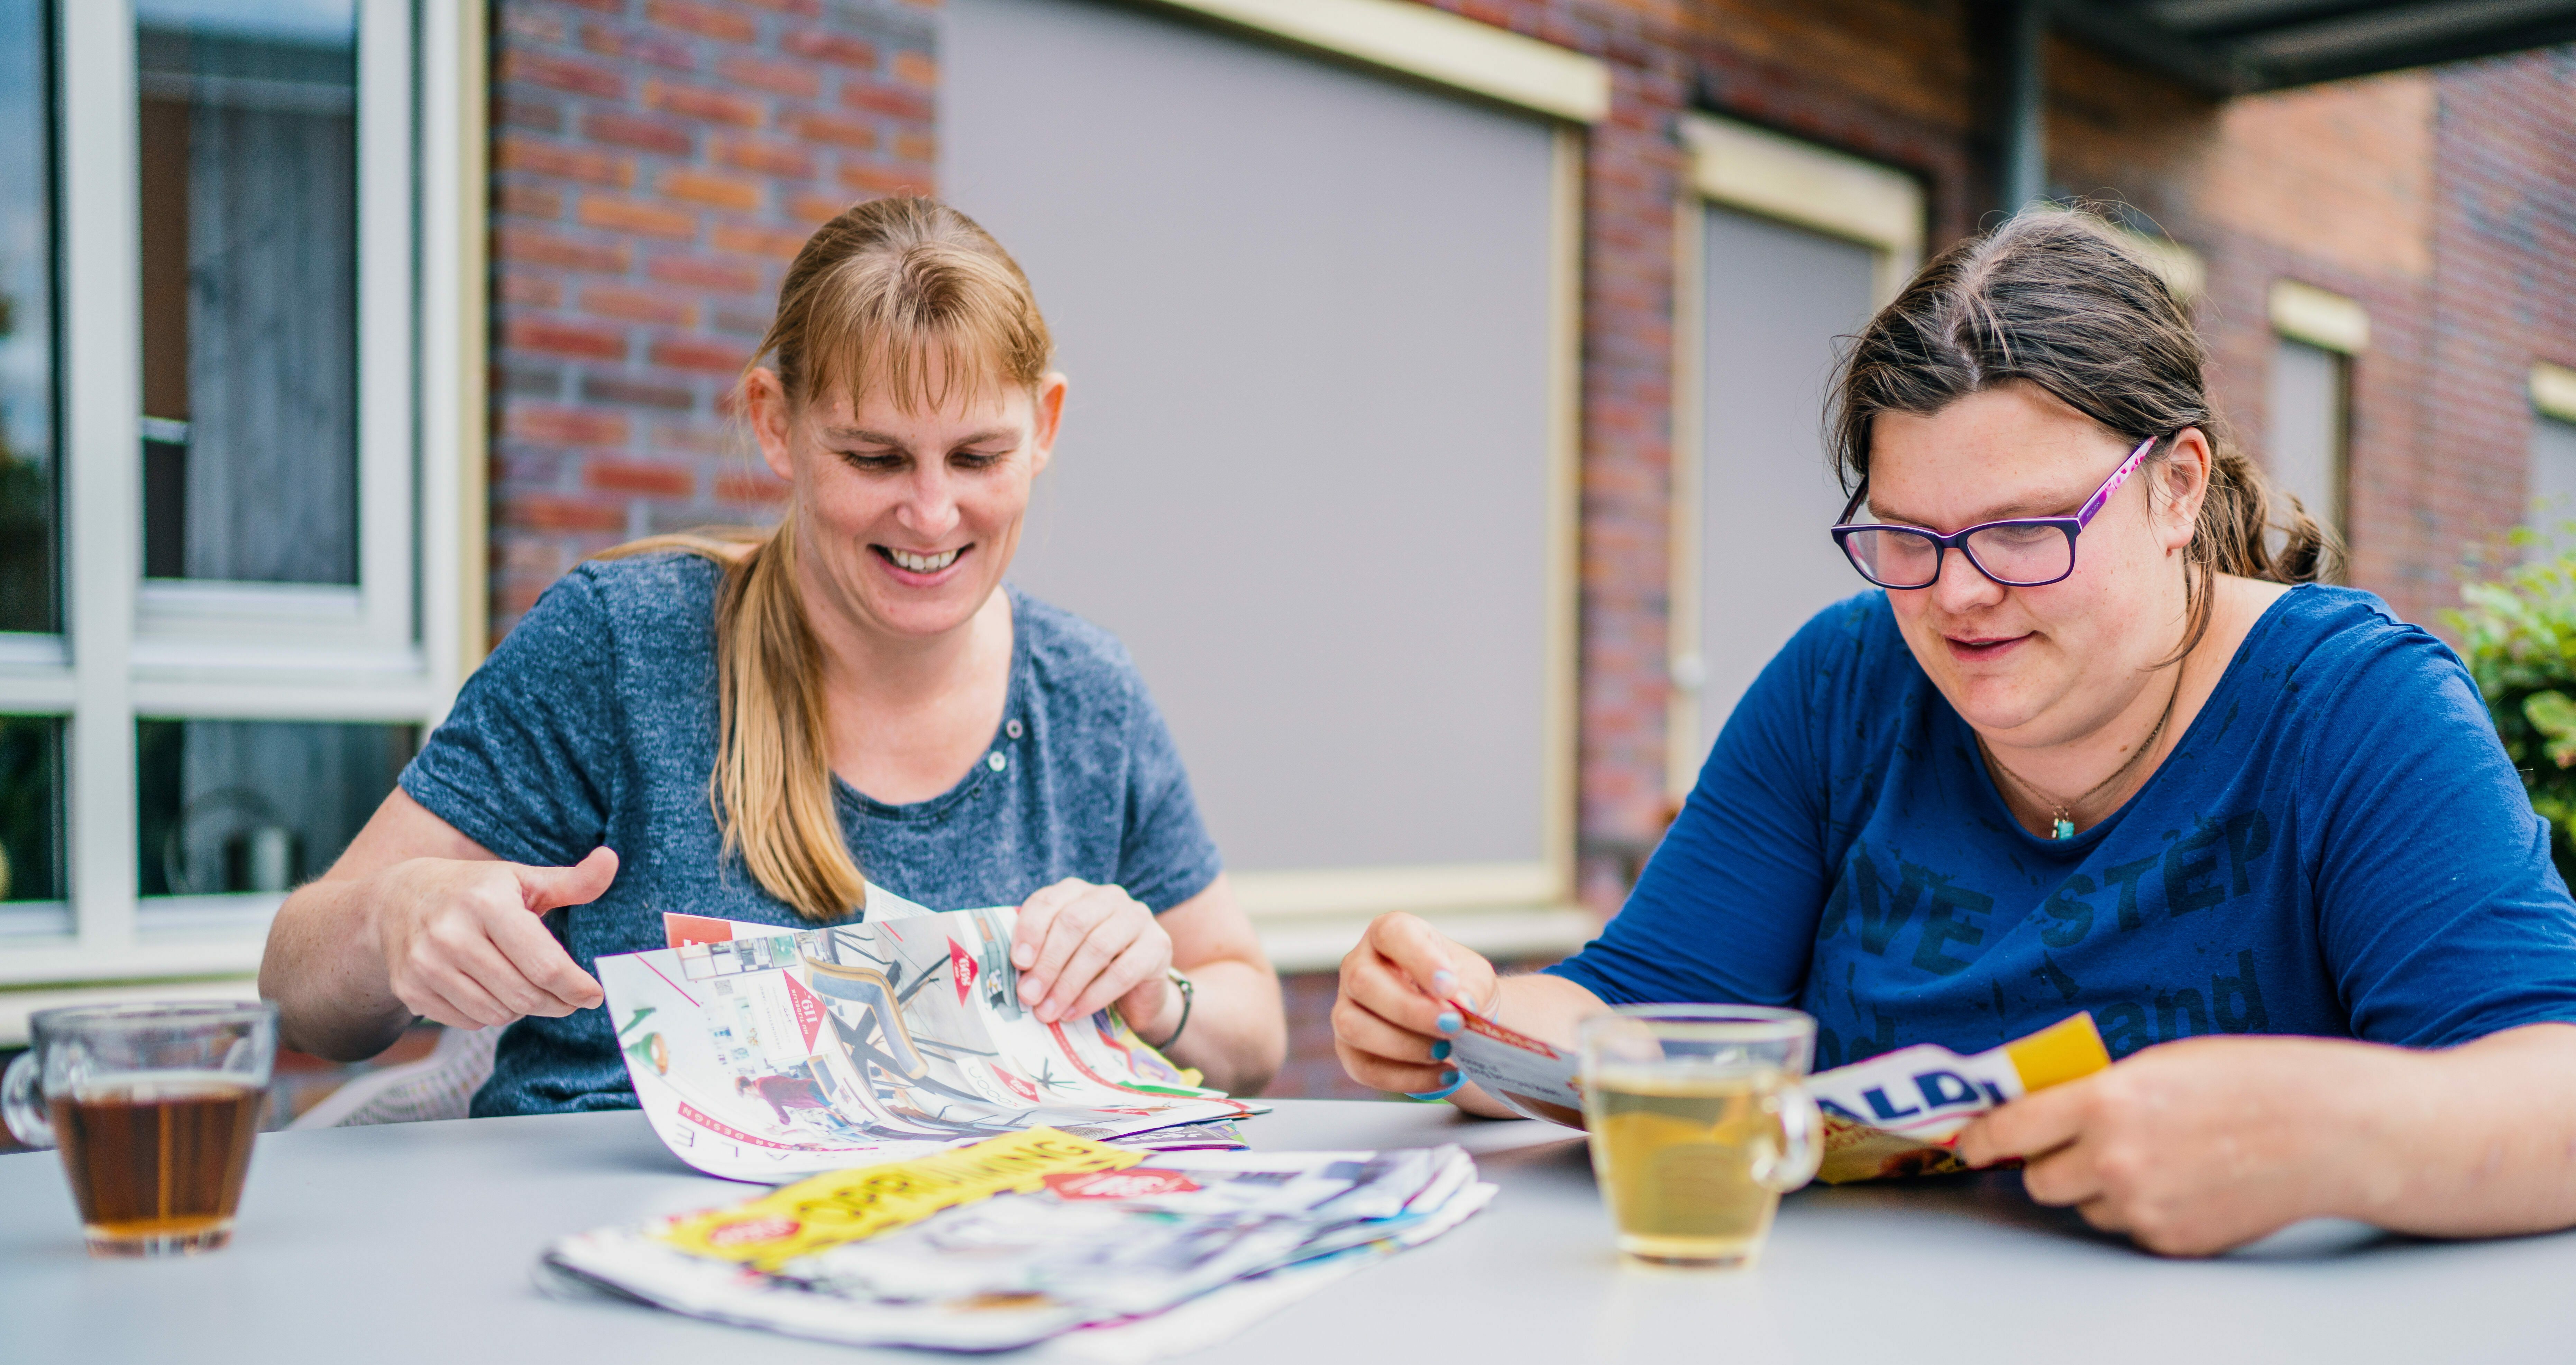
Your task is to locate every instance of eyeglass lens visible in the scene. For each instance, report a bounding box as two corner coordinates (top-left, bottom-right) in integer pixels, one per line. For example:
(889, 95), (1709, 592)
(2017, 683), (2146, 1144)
(1839, 523), (2073, 588)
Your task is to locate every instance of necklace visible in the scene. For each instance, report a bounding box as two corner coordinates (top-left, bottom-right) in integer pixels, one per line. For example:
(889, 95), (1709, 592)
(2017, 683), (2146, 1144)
(1980, 666), (2185, 840)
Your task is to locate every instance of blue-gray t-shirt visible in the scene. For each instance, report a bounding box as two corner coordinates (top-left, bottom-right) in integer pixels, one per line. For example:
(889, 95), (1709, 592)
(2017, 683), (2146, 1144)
(400, 553), (1223, 1116)
(1548, 585), (2576, 1064)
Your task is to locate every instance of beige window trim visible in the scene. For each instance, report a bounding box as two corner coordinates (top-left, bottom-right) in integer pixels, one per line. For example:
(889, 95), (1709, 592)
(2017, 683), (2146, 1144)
(1679, 114), (1923, 305)
(1143, 0), (1610, 123)
(421, 0), (492, 705)
(1666, 119), (1925, 796)
(2269, 279), (2369, 355)
(2533, 361), (2576, 425)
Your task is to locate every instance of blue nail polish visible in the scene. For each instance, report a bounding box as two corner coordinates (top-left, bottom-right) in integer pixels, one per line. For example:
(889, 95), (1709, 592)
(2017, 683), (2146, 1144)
(1429, 1041), (1451, 1061)
(1431, 969), (1458, 993)
(1436, 1011), (1462, 1034)
(1441, 1069), (1460, 1086)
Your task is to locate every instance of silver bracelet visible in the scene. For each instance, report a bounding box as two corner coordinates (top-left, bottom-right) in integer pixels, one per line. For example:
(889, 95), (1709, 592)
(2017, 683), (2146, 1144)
(1148, 969), (1194, 1051)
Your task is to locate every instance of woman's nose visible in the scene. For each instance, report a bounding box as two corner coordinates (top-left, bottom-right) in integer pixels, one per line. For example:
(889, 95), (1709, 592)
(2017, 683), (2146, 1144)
(1930, 545), (2004, 611)
(898, 470), (963, 537)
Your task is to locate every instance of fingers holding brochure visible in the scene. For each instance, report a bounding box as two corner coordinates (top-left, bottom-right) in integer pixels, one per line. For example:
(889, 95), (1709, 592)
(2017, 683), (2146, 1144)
(1332, 913), (1498, 1096)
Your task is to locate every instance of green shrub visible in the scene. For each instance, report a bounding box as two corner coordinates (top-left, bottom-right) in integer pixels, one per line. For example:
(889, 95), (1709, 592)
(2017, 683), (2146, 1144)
(2447, 538), (2576, 888)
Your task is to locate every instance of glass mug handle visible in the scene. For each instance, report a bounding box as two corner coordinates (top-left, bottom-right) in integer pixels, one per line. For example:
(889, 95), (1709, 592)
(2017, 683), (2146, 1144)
(1752, 1080), (1822, 1192)
(2, 1048), (52, 1150)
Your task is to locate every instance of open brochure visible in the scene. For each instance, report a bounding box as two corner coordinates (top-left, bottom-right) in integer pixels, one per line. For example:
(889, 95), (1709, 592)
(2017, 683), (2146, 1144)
(598, 888), (1263, 1181)
(1448, 1006), (2110, 1184)
(541, 1127), (1495, 1357)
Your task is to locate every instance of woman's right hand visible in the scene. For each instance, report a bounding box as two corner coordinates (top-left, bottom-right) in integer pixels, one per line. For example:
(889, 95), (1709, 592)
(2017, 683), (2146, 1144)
(1332, 912), (1498, 1096)
(370, 848), (617, 1030)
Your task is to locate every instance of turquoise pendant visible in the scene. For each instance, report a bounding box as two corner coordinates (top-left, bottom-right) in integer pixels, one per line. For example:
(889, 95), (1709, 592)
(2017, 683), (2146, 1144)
(2051, 817), (2076, 840)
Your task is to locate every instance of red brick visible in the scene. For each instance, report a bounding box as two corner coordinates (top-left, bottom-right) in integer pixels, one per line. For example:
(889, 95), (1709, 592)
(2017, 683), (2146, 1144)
(581, 374), (699, 410)
(841, 84), (932, 122)
(497, 133), (633, 187)
(893, 131), (935, 163)
(651, 333), (751, 372)
(716, 136), (817, 179)
(647, 252), (766, 292)
(787, 192), (853, 225)
(498, 50), (625, 100)
(494, 226), (630, 274)
(836, 162), (932, 197)
(497, 273), (563, 308)
(581, 283), (696, 326)
(659, 167), (765, 212)
(508, 405), (631, 447)
(734, 0), (821, 11)
(890, 51), (935, 89)
(586, 458), (698, 497)
(501, 494), (625, 533)
(716, 55), (823, 102)
(503, 317), (626, 360)
(645, 0), (755, 43)
(582, 20), (696, 73)
(781, 109), (877, 149)
(711, 222), (815, 261)
(782, 29), (877, 69)
(645, 80), (765, 127)
(578, 194), (699, 240)
(497, 93), (565, 132)
(716, 469), (793, 504)
(581, 110), (695, 156)
(496, 182), (565, 220)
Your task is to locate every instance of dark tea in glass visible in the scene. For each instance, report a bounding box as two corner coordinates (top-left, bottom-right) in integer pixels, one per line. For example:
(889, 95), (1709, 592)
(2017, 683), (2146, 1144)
(3, 1002), (277, 1257)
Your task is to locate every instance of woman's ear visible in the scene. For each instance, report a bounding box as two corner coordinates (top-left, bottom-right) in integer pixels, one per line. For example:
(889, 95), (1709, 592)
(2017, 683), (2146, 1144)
(1028, 372), (1069, 477)
(743, 368), (796, 483)
(2157, 427), (2213, 553)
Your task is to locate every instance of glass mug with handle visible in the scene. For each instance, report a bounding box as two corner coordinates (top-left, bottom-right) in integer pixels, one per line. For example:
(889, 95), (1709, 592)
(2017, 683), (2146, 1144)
(3, 1001), (278, 1257)
(1577, 1005), (1823, 1267)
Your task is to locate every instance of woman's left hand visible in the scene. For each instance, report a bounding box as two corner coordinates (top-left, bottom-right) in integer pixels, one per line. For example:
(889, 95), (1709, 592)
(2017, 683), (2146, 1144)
(1954, 1035), (2380, 1256)
(1011, 878), (1177, 1033)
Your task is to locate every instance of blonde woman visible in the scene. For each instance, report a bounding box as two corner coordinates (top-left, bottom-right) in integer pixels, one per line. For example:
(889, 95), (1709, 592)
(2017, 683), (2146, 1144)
(263, 197), (1285, 1108)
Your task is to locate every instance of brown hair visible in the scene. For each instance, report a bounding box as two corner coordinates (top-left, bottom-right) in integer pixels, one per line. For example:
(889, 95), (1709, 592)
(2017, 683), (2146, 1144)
(598, 196), (1053, 921)
(1828, 206), (2341, 658)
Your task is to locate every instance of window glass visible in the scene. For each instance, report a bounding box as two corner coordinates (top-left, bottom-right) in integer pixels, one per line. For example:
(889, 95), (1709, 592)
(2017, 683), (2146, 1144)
(136, 0), (359, 585)
(137, 719), (412, 896)
(0, 714), (62, 902)
(0, 0), (56, 633)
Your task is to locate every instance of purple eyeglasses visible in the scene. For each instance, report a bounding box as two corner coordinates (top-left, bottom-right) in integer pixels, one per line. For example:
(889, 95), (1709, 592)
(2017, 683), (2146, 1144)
(1829, 433), (2165, 590)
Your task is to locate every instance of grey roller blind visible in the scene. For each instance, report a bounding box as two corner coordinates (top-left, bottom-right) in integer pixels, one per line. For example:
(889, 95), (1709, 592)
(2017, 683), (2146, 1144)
(1692, 205), (1876, 762)
(944, 0), (1558, 873)
(2531, 415), (2576, 558)
(2267, 338), (2346, 536)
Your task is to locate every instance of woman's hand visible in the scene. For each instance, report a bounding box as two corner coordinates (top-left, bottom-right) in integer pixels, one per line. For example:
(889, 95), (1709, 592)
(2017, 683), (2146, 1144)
(1012, 879), (1177, 1033)
(370, 848), (617, 1031)
(1332, 912), (1499, 1096)
(1955, 1034), (2386, 1256)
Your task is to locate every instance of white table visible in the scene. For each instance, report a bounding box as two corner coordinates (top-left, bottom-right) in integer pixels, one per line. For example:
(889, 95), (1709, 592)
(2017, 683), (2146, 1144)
(2, 1098), (2567, 1363)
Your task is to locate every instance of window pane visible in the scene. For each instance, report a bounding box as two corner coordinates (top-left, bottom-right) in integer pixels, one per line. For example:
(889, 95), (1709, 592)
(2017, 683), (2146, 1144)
(2267, 338), (2346, 537)
(0, 0), (57, 634)
(136, 0), (358, 585)
(137, 719), (412, 896)
(0, 715), (63, 901)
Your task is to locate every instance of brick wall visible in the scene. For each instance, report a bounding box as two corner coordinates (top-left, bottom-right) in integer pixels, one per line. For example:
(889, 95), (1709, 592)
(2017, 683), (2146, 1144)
(488, 0), (935, 628)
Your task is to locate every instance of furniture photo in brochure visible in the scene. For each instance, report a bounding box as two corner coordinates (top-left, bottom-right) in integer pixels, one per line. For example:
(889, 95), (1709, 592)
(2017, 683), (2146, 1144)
(598, 897), (1263, 1181)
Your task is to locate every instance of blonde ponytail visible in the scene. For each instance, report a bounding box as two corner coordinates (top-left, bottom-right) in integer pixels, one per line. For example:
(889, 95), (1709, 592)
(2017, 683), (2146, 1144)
(593, 195), (1054, 921)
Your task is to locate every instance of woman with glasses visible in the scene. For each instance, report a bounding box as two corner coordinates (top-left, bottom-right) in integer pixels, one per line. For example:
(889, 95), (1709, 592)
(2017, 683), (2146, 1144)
(1333, 209), (2576, 1255)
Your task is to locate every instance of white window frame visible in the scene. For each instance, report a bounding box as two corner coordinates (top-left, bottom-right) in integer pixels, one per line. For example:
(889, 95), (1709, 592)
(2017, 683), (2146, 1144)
(0, 0), (485, 996)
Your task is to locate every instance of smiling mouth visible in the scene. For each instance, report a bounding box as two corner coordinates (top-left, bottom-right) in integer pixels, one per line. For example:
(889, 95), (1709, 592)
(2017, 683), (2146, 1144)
(1949, 634), (2027, 654)
(874, 545), (965, 574)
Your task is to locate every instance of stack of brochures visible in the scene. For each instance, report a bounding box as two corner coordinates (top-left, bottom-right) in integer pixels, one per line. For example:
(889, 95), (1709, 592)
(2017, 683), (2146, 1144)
(541, 1127), (1495, 1358)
